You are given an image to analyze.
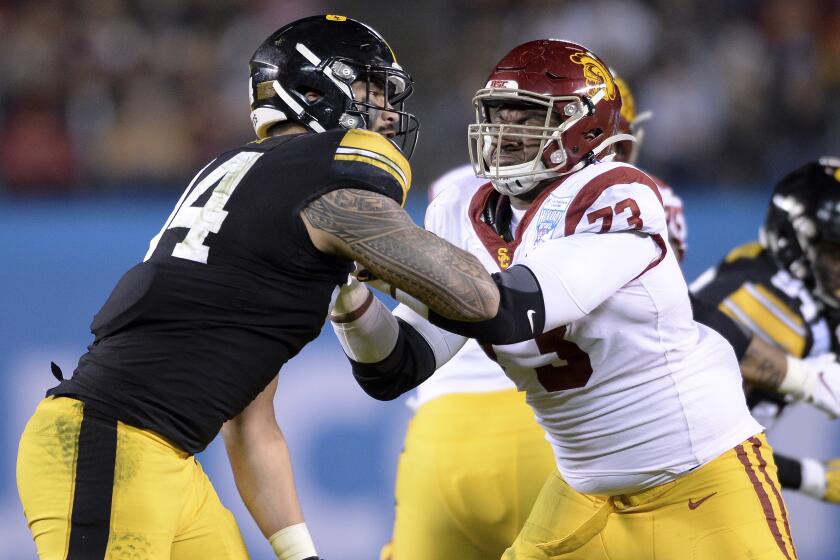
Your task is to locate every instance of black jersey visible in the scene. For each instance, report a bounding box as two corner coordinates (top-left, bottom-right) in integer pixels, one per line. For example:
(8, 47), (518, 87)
(48, 129), (412, 453)
(691, 241), (833, 427)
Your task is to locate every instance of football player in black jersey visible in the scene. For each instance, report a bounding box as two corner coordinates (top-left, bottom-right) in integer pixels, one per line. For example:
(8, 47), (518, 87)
(15, 15), (506, 560)
(693, 158), (840, 505)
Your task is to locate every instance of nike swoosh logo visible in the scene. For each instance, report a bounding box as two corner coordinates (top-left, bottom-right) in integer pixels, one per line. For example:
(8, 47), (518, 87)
(527, 309), (537, 333)
(688, 492), (717, 510)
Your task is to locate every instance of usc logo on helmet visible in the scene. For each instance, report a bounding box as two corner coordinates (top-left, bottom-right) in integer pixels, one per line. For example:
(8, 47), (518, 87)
(569, 52), (617, 101)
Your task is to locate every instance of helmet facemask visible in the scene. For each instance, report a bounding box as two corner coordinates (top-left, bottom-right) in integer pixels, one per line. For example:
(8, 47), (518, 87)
(343, 61), (420, 158)
(468, 87), (633, 197)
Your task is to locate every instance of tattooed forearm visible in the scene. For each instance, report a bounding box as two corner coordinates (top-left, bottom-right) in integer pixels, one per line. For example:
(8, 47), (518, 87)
(739, 335), (787, 389)
(303, 188), (500, 321)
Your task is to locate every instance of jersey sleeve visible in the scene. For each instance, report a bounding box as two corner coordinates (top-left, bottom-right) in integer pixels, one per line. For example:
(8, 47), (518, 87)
(521, 231), (659, 331)
(563, 165), (667, 238)
(330, 128), (412, 206)
(393, 303), (468, 369)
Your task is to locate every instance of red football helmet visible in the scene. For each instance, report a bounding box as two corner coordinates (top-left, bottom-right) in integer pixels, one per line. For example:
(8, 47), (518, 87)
(468, 40), (633, 196)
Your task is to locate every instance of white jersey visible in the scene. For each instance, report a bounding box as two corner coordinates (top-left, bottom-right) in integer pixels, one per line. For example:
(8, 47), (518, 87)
(414, 165), (515, 408)
(411, 160), (761, 495)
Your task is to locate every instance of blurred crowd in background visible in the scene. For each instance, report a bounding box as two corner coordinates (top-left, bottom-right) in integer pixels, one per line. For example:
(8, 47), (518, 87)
(1, 0), (838, 197)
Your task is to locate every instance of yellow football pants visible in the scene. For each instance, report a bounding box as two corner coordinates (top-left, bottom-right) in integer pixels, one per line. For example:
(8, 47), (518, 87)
(387, 389), (556, 560)
(17, 396), (249, 559)
(504, 433), (797, 560)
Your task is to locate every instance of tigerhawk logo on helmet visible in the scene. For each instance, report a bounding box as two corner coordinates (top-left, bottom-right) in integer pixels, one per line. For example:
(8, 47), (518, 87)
(467, 40), (635, 197)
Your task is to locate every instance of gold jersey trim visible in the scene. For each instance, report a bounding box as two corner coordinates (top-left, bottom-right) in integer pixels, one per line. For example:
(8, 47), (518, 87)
(719, 284), (806, 357)
(336, 129), (411, 202)
(724, 241), (764, 263)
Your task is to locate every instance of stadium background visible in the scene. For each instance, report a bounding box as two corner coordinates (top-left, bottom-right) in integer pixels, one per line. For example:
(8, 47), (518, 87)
(1, 1), (839, 558)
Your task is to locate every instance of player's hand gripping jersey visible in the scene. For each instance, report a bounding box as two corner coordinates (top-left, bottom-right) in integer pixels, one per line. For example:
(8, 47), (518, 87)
(47, 129), (410, 454)
(390, 161), (761, 495)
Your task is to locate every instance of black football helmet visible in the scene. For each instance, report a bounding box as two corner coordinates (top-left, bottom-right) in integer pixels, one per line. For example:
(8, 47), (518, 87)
(761, 157), (840, 307)
(249, 14), (419, 157)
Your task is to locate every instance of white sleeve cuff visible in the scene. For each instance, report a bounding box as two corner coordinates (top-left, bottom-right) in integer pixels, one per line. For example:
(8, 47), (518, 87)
(393, 303), (467, 369)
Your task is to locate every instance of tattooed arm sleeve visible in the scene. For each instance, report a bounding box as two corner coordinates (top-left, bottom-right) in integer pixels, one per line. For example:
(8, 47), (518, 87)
(302, 188), (499, 322)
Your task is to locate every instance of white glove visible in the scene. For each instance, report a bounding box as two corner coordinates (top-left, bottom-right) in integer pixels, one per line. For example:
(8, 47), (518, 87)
(798, 457), (840, 505)
(799, 458), (828, 501)
(780, 353), (840, 419)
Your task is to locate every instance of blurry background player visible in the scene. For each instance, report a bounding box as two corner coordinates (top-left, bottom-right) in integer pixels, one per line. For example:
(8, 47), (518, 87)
(15, 15), (503, 560)
(692, 158), (840, 505)
(333, 40), (797, 559)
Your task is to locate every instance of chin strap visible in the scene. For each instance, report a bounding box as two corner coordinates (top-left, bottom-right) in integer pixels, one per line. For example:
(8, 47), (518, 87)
(591, 133), (636, 158)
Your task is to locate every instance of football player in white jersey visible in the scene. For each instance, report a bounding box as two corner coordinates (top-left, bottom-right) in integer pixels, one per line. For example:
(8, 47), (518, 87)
(372, 75), (692, 560)
(331, 40), (797, 559)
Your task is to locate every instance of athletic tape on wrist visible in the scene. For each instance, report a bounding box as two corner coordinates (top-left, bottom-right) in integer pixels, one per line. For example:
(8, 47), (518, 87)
(332, 293), (399, 363)
(269, 523), (317, 560)
(779, 355), (808, 397)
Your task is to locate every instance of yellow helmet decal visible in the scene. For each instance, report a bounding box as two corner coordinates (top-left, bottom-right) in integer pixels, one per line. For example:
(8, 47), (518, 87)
(570, 52), (617, 101)
(325, 14), (347, 21)
(614, 75), (636, 124)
